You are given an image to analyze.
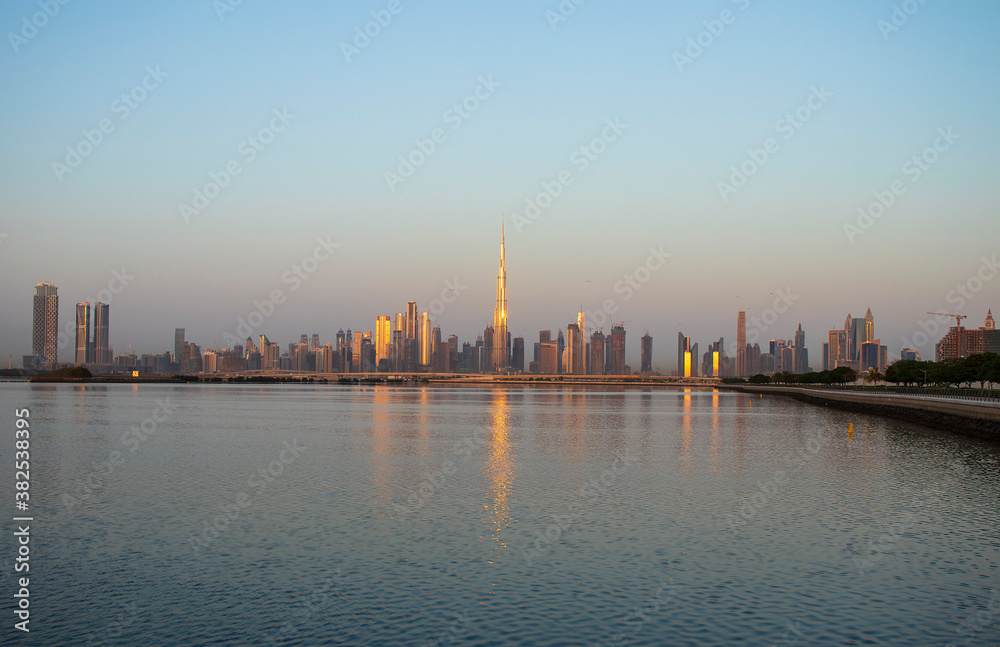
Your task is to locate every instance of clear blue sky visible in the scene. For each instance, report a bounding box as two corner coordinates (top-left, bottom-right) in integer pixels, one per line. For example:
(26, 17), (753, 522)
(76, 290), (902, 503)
(1, 0), (998, 370)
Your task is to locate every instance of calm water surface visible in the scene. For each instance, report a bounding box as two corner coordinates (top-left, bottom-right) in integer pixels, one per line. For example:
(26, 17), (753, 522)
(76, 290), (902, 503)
(1, 383), (998, 646)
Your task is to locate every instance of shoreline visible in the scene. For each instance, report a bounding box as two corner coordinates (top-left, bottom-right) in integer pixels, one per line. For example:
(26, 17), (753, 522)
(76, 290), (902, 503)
(727, 385), (1000, 442)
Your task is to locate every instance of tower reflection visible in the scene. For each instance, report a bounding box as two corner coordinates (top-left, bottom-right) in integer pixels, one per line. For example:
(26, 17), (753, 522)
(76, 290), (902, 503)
(484, 389), (515, 560)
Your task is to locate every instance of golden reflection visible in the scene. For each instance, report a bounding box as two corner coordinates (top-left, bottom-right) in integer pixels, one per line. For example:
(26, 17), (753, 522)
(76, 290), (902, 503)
(485, 390), (514, 560)
(710, 390), (720, 471)
(371, 389), (394, 514)
(680, 389), (692, 468)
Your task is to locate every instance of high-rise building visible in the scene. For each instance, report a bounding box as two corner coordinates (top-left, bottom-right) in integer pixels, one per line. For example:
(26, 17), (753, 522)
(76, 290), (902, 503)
(75, 302), (92, 364)
(353, 331), (364, 368)
(678, 333), (693, 377)
(736, 311), (747, 376)
(406, 302), (418, 339)
(93, 302), (110, 364)
(174, 328), (185, 367)
(608, 326), (626, 375)
(540, 341), (559, 374)
(31, 283), (59, 365)
(492, 223), (508, 373)
(640, 333), (653, 374)
(566, 324), (584, 374)
(851, 317), (866, 360)
(590, 331), (606, 376)
(826, 329), (846, 370)
(864, 307), (875, 343)
(375, 315), (391, 365)
(419, 312), (432, 367)
(311, 334), (320, 351)
(794, 323), (808, 374)
(512, 337), (524, 373)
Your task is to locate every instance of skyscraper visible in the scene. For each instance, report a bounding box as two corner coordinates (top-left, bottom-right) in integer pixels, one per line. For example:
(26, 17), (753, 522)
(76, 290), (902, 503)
(864, 307), (875, 343)
(566, 323), (584, 374)
(33, 282), (59, 364)
(609, 325), (626, 375)
(406, 302), (418, 339)
(492, 222), (508, 373)
(736, 310), (746, 377)
(512, 337), (524, 373)
(640, 333), (653, 374)
(678, 332), (692, 377)
(175, 328), (185, 367)
(794, 323), (808, 374)
(93, 302), (110, 364)
(75, 302), (92, 364)
(590, 331), (606, 376)
(419, 311), (432, 367)
(375, 315), (391, 366)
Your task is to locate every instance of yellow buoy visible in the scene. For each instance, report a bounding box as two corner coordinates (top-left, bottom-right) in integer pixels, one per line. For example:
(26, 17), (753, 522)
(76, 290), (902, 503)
(848, 422), (853, 436)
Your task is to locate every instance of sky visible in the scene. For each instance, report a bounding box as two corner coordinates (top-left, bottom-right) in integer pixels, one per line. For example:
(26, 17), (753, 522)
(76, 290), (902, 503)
(1, 0), (998, 372)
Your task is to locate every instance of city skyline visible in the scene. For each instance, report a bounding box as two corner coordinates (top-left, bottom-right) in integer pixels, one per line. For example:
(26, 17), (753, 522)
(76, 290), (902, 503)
(13, 265), (1000, 374)
(2, 2), (998, 369)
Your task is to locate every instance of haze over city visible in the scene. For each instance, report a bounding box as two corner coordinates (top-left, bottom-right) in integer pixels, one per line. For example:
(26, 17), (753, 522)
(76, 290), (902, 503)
(2, 0), (998, 370)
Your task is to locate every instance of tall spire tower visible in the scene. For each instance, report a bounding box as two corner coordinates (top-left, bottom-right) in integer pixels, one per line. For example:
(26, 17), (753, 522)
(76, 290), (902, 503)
(493, 220), (508, 372)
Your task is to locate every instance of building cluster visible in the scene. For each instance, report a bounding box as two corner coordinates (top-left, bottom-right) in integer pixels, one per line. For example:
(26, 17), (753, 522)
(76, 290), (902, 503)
(676, 311), (811, 378)
(24, 282), (112, 370)
(933, 310), (999, 360)
(22, 232), (997, 377)
(823, 308), (887, 373)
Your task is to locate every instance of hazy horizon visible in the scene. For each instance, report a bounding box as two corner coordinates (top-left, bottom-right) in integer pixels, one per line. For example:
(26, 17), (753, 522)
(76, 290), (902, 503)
(2, 1), (998, 371)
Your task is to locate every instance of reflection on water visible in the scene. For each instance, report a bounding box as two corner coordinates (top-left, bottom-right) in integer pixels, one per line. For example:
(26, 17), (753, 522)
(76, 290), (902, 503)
(485, 390), (514, 561)
(1, 383), (998, 646)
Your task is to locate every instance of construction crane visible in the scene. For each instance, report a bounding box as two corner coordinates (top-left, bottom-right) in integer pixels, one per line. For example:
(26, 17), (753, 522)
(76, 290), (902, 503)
(927, 313), (967, 328)
(927, 312), (968, 358)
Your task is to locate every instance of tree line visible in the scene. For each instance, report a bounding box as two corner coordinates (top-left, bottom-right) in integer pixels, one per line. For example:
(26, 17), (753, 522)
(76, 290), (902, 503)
(722, 353), (1000, 389)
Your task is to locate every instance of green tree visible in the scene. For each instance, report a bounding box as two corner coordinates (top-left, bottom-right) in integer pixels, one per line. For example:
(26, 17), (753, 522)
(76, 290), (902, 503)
(863, 367), (884, 385)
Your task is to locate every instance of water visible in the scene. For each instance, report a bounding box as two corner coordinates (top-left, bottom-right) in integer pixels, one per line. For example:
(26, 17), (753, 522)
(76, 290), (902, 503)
(1, 383), (998, 646)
